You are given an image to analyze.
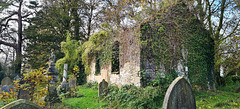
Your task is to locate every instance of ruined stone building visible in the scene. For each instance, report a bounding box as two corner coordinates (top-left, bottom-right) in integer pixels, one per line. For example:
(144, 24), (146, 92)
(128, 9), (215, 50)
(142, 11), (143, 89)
(87, 1), (215, 88)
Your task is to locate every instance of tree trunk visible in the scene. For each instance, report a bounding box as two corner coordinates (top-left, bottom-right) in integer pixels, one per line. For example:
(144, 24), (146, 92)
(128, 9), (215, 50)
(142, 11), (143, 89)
(87, 3), (93, 38)
(16, 0), (23, 74)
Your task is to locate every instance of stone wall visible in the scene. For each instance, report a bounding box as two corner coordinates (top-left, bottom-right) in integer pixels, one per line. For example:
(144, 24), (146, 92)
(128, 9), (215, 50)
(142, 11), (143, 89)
(87, 29), (141, 87)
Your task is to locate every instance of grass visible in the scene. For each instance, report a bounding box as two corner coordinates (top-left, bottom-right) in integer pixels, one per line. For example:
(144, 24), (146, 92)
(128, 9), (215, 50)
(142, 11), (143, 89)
(2, 83), (240, 109)
(60, 85), (240, 109)
(48, 85), (240, 109)
(59, 85), (240, 109)
(195, 90), (240, 109)
(60, 86), (107, 109)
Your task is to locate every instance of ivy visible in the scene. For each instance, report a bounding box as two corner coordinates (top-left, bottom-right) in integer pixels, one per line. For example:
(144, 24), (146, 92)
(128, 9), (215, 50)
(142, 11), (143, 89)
(81, 30), (117, 75)
(139, 1), (214, 89)
(56, 31), (85, 84)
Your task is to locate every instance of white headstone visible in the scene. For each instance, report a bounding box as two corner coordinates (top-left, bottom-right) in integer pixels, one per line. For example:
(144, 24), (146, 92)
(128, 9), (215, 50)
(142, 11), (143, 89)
(63, 64), (68, 82)
(185, 66), (188, 72)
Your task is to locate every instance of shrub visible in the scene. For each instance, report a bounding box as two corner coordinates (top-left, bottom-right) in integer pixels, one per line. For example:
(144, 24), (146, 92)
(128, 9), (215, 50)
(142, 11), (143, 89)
(102, 85), (165, 109)
(82, 82), (98, 90)
(0, 68), (50, 107)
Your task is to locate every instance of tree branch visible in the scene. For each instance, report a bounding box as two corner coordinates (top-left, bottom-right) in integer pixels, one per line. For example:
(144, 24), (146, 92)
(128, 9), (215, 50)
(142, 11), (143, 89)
(0, 12), (18, 24)
(1, 18), (18, 27)
(216, 0), (226, 39)
(220, 20), (240, 42)
(0, 48), (4, 53)
(0, 40), (17, 50)
(11, 3), (19, 7)
(22, 12), (33, 18)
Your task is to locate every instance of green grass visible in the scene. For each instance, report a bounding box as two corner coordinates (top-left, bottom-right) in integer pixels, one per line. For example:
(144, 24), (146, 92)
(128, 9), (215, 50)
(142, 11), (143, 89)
(54, 85), (240, 109)
(1, 84), (240, 109)
(61, 86), (107, 109)
(195, 90), (240, 109)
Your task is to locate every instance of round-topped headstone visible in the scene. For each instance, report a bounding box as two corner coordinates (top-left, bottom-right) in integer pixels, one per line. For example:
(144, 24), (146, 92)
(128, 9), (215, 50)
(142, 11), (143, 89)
(163, 77), (196, 109)
(1, 77), (12, 86)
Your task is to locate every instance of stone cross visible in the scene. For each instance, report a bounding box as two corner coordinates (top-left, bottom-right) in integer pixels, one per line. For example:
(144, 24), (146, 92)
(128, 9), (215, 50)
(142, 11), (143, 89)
(98, 79), (108, 97)
(163, 77), (196, 109)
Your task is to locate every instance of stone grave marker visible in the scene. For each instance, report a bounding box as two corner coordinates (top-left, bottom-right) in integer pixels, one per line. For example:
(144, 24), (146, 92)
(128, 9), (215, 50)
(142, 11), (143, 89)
(17, 77), (32, 100)
(98, 79), (108, 96)
(0, 85), (13, 93)
(58, 64), (69, 94)
(0, 99), (42, 109)
(44, 53), (60, 103)
(1, 77), (13, 86)
(13, 75), (21, 81)
(17, 88), (31, 100)
(163, 77), (196, 109)
(69, 78), (76, 89)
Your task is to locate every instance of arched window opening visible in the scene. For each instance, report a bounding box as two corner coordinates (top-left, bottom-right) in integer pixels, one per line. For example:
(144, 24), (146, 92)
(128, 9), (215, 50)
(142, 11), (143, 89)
(95, 52), (101, 75)
(112, 41), (120, 74)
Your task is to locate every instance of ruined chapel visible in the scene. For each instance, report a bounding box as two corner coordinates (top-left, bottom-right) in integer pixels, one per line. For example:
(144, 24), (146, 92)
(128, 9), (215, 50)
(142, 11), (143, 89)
(87, 1), (214, 88)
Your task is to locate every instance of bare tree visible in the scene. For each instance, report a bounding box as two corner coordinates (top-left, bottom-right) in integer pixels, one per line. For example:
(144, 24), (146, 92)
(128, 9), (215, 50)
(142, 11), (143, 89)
(0, 0), (39, 74)
(190, 0), (240, 88)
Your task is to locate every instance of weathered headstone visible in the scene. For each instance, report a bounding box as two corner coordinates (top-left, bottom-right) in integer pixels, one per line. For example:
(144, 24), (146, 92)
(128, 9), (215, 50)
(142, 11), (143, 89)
(18, 88), (31, 100)
(0, 85), (13, 93)
(69, 78), (76, 89)
(98, 79), (108, 96)
(163, 77), (196, 109)
(1, 77), (12, 86)
(0, 99), (42, 109)
(17, 77), (32, 100)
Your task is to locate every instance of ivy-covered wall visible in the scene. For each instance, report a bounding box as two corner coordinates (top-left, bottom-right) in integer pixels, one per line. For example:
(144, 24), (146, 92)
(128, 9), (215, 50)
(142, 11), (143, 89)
(85, 1), (214, 88)
(140, 2), (214, 89)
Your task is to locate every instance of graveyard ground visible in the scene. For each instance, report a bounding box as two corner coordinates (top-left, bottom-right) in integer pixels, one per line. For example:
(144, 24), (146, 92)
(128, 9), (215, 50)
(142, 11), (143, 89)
(45, 84), (107, 109)
(45, 84), (240, 109)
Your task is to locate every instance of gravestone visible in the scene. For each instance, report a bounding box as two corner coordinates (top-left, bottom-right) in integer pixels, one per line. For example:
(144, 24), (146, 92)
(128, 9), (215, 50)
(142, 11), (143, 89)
(63, 64), (68, 83)
(13, 75), (21, 81)
(69, 77), (76, 89)
(1, 85), (13, 93)
(0, 99), (42, 109)
(58, 64), (69, 94)
(98, 79), (108, 96)
(1, 77), (12, 86)
(44, 53), (60, 103)
(17, 77), (32, 100)
(18, 88), (31, 100)
(163, 77), (196, 109)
